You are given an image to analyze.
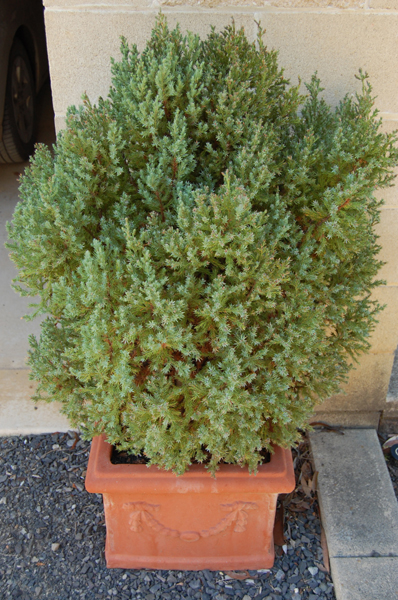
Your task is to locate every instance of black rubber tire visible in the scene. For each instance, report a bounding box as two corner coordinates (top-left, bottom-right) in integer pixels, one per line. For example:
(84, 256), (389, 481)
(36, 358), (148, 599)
(0, 39), (36, 163)
(391, 444), (398, 461)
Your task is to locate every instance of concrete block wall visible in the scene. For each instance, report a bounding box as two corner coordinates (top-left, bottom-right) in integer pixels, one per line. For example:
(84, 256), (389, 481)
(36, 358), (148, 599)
(42, 0), (398, 428)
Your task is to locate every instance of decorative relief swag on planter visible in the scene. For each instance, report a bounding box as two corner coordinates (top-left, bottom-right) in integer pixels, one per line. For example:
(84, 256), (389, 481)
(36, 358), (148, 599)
(85, 435), (295, 570)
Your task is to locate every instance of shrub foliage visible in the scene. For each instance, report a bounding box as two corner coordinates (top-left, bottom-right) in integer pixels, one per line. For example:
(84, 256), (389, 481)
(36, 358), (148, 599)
(7, 16), (398, 473)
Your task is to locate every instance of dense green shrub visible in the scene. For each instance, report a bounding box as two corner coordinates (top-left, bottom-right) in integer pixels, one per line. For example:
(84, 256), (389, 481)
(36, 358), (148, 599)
(7, 16), (398, 474)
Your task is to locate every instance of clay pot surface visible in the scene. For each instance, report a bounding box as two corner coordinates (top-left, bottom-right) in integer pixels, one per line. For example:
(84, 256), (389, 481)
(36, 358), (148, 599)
(85, 434), (295, 570)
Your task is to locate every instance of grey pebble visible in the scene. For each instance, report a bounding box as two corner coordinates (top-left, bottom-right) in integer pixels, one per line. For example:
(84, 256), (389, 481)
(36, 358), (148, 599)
(320, 582), (328, 592)
(299, 560), (307, 574)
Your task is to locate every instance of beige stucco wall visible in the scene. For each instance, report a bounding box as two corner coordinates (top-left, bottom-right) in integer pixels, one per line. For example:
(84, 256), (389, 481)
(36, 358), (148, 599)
(42, 0), (398, 427)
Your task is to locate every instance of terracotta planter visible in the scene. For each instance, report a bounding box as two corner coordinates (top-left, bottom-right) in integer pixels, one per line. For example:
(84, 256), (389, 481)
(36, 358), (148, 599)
(85, 434), (295, 570)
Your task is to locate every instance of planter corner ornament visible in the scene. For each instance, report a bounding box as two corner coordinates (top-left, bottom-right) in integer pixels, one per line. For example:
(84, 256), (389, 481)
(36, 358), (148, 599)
(85, 435), (295, 570)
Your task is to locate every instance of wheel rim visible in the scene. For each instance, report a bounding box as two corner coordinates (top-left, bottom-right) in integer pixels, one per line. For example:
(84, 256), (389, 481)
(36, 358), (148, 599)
(11, 56), (34, 144)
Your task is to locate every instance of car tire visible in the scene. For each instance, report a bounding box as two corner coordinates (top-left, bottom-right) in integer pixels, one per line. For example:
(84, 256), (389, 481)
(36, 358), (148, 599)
(0, 38), (36, 163)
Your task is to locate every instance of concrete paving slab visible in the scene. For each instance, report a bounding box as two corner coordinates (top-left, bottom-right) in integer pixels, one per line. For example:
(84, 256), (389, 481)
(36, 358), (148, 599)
(310, 428), (398, 600)
(0, 83), (71, 435)
(330, 556), (398, 600)
(310, 428), (398, 557)
(0, 369), (72, 435)
(0, 163), (43, 369)
(0, 82), (55, 369)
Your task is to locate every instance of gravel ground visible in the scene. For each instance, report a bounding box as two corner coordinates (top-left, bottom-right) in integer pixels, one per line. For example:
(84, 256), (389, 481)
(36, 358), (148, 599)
(0, 433), (335, 600)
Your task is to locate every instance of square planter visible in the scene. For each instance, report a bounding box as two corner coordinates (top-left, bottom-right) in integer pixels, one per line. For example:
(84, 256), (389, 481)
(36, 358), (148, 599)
(85, 434), (295, 570)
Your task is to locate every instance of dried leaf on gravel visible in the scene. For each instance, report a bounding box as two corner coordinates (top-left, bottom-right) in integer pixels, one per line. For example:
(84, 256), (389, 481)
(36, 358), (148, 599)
(282, 492), (294, 507)
(315, 561), (329, 573)
(224, 570), (255, 580)
(301, 477), (313, 497)
(289, 500), (311, 512)
(289, 506), (307, 512)
(321, 524), (330, 572)
(300, 461), (312, 479)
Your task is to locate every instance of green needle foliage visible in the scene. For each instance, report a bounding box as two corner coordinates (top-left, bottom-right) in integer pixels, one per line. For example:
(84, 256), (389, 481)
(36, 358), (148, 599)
(7, 16), (398, 474)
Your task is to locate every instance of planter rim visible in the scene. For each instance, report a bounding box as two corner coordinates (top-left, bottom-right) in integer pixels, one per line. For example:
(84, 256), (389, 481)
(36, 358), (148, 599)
(85, 434), (295, 494)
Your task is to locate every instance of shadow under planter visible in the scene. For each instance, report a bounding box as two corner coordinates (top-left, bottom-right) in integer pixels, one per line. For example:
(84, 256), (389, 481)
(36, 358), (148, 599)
(85, 435), (295, 570)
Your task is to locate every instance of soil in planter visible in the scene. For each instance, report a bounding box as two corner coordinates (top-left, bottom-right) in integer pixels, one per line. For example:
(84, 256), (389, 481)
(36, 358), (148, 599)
(111, 446), (271, 466)
(111, 448), (150, 465)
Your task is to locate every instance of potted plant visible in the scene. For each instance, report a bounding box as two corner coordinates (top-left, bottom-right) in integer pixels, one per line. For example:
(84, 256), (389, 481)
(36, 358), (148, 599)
(7, 16), (398, 570)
